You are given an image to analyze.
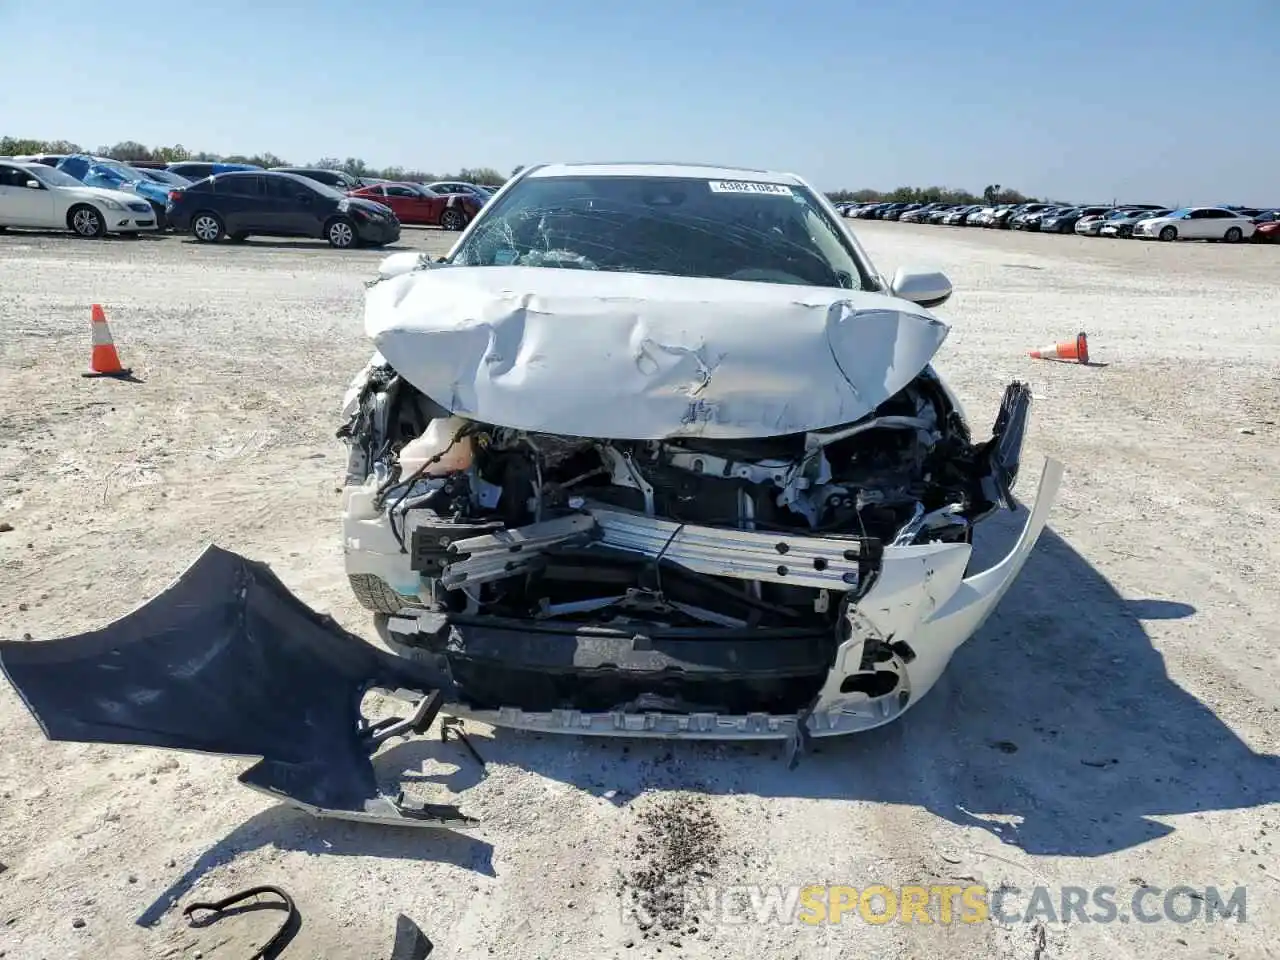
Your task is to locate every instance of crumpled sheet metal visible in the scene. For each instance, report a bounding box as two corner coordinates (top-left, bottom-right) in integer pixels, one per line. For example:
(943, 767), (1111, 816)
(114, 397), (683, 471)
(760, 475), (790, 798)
(0, 545), (462, 825)
(365, 265), (950, 440)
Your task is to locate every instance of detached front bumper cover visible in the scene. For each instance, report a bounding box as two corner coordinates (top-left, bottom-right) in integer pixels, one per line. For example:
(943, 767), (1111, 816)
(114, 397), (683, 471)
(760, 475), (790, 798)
(0, 546), (473, 829)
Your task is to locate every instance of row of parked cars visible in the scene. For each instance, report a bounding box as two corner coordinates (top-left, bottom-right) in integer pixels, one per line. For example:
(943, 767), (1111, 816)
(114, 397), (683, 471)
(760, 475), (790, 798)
(836, 200), (1280, 243)
(0, 153), (501, 247)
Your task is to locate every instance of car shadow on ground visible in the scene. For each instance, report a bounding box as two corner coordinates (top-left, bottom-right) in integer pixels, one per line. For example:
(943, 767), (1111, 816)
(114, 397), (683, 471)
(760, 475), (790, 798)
(427, 491), (1275, 859)
(0, 229), (163, 242)
(177, 238), (418, 252)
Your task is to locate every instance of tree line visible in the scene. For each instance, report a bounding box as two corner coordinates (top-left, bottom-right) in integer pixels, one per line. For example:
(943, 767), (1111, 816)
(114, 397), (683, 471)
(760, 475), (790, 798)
(825, 183), (1035, 205)
(0, 136), (505, 186)
(3, 137), (1037, 202)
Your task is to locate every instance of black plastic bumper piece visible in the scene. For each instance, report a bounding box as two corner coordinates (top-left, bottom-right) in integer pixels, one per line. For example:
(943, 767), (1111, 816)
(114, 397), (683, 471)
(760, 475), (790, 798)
(0, 545), (472, 829)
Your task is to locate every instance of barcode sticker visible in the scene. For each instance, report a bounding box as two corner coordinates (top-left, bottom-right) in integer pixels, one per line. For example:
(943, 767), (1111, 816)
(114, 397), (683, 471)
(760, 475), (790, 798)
(708, 180), (793, 196)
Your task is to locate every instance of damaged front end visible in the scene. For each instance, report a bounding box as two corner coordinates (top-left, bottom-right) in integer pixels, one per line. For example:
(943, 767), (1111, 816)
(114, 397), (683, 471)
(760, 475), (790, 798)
(0, 547), (475, 828)
(340, 356), (1059, 739)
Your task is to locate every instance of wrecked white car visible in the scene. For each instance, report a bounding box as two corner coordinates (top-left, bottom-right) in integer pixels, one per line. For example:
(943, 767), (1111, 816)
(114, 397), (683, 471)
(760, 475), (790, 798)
(0, 163), (1061, 827)
(340, 163), (1062, 738)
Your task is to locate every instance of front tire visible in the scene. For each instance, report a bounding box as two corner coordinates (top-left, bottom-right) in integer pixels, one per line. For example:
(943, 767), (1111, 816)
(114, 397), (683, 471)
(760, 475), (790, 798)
(326, 217), (357, 248)
(1224, 226), (1243, 243)
(68, 204), (106, 238)
(192, 211), (225, 242)
(1159, 226), (1178, 242)
(348, 573), (414, 614)
(439, 207), (467, 231)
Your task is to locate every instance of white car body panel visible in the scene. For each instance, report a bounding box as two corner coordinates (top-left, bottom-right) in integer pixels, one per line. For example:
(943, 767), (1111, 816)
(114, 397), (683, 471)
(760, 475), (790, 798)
(365, 265), (950, 440)
(0, 162), (155, 233)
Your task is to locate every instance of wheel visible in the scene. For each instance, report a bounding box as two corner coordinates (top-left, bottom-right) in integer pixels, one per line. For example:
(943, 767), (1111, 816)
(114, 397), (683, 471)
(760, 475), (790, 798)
(1224, 227), (1243, 243)
(68, 204), (105, 238)
(326, 217), (357, 248)
(348, 573), (417, 614)
(1159, 226), (1178, 242)
(439, 207), (466, 231)
(191, 211), (225, 242)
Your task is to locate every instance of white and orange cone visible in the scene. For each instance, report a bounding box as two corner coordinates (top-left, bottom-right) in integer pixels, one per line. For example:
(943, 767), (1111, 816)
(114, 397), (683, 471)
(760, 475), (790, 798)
(1029, 331), (1090, 364)
(82, 304), (133, 378)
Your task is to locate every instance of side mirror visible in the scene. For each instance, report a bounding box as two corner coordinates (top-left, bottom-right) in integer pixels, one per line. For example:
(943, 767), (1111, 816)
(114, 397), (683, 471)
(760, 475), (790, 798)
(25, 180), (41, 189)
(889, 266), (952, 309)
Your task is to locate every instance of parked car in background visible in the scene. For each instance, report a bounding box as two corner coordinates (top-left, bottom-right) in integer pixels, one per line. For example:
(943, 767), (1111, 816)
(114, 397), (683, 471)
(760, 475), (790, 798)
(983, 204), (1013, 229)
(884, 203), (920, 221)
(967, 206), (996, 226)
(1250, 210), (1280, 242)
(0, 161), (157, 237)
(1133, 207), (1256, 242)
(167, 161), (262, 181)
(1008, 203), (1054, 229)
(1075, 206), (1146, 235)
(900, 203), (944, 223)
(270, 167), (363, 192)
(166, 170), (400, 248)
(1015, 205), (1067, 232)
(941, 204), (979, 225)
(425, 181), (493, 204)
(1041, 205), (1107, 234)
(348, 182), (481, 230)
(56, 155), (175, 227)
(1099, 208), (1172, 238)
(926, 205), (954, 224)
(1074, 208), (1123, 236)
(133, 168), (193, 189)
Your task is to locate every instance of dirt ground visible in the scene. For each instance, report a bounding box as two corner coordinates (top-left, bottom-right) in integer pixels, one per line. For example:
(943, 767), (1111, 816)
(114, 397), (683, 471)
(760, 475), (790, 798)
(1, 221), (1278, 960)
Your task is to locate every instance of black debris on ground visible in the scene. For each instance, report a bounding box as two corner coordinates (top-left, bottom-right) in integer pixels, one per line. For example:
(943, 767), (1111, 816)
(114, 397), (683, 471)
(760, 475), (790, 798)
(620, 794), (723, 946)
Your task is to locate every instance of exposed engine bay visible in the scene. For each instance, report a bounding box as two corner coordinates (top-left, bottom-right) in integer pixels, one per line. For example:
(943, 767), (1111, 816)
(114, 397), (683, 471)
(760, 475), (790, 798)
(339, 362), (1026, 638)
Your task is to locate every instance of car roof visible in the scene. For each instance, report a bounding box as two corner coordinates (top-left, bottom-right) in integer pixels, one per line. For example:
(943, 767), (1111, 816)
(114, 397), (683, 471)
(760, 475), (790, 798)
(523, 162), (806, 186)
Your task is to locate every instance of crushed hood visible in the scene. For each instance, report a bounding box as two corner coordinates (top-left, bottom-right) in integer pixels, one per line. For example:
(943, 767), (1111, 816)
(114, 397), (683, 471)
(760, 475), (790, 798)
(365, 265), (950, 440)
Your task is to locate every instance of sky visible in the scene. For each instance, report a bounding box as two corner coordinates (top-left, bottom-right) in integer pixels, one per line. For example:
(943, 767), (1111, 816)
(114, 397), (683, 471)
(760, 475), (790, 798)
(1, 0), (1276, 205)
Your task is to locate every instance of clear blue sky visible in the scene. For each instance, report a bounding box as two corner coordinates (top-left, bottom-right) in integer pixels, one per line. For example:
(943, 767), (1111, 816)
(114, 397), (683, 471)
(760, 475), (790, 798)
(2, 0), (1275, 204)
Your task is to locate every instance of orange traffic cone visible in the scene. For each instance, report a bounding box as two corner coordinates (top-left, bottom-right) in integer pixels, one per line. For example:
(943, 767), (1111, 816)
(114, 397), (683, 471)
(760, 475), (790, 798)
(1029, 331), (1090, 364)
(82, 304), (133, 379)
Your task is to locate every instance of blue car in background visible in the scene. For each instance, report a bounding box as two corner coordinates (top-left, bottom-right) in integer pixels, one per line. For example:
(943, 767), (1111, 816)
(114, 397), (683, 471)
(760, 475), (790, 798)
(56, 155), (176, 228)
(133, 168), (192, 189)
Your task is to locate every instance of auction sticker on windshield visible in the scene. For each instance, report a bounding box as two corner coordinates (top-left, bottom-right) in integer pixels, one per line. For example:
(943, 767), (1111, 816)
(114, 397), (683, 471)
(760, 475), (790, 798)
(708, 180), (793, 196)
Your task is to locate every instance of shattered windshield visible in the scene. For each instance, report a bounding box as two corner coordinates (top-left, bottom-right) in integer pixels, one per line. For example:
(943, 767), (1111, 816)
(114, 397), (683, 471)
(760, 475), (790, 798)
(450, 175), (871, 290)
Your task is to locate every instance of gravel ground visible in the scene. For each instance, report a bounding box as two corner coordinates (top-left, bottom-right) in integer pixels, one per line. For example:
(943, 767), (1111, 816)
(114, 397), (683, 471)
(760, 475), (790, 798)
(1, 222), (1278, 960)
